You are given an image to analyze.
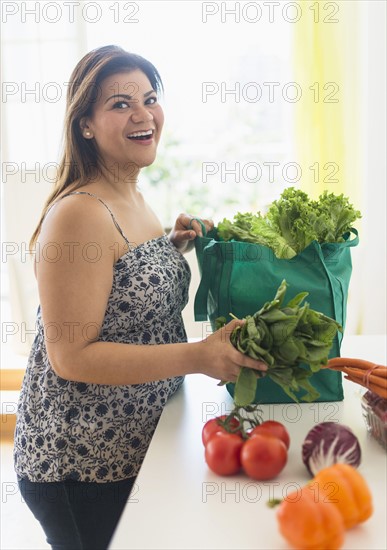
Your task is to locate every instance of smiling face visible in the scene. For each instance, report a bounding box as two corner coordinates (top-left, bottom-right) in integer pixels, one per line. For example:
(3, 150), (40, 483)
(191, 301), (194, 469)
(82, 69), (164, 177)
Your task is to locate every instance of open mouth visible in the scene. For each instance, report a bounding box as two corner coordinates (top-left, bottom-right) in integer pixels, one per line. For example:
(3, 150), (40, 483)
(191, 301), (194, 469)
(127, 129), (154, 141)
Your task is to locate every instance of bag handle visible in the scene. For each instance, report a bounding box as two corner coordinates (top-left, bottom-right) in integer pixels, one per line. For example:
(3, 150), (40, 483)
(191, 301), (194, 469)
(190, 218), (207, 237)
(341, 228), (359, 248)
(194, 240), (216, 321)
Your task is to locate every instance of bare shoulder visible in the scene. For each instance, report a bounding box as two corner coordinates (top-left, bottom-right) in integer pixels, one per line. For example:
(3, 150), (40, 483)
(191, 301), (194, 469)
(37, 193), (119, 264)
(41, 193), (115, 241)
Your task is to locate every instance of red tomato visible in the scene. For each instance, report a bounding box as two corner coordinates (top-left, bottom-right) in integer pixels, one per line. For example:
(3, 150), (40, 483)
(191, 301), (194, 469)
(241, 433), (288, 480)
(249, 421), (290, 449)
(205, 432), (244, 476)
(202, 415), (242, 446)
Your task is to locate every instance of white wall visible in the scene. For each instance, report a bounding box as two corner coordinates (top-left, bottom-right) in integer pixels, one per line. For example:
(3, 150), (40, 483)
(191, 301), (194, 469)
(2, 175), (52, 354)
(360, 1), (386, 334)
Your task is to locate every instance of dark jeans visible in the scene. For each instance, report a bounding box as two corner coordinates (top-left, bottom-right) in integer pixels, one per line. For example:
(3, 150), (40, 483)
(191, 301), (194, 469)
(18, 476), (136, 550)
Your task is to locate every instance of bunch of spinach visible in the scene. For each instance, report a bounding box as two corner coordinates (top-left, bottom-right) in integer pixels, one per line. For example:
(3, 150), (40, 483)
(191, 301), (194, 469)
(217, 188), (361, 259)
(216, 280), (342, 406)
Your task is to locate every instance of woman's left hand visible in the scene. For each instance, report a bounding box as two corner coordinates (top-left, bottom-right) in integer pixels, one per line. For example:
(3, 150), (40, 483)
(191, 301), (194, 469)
(168, 213), (214, 253)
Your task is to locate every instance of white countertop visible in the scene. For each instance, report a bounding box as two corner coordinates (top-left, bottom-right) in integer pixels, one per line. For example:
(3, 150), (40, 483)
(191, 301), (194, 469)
(110, 335), (387, 550)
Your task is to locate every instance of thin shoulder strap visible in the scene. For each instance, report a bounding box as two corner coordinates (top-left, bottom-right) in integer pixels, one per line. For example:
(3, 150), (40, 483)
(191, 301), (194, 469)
(54, 191), (132, 246)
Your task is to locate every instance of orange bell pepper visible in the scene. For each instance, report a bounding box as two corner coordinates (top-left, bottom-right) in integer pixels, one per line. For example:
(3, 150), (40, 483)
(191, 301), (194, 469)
(274, 464), (373, 549)
(276, 484), (345, 550)
(313, 463), (373, 529)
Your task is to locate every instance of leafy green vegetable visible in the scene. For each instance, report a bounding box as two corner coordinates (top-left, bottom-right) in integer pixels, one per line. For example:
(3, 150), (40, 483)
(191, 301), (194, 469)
(217, 280), (343, 406)
(312, 190), (362, 243)
(217, 187), (361, 259)
(266, 187), (320, 254)
(217, 212), (297, 259)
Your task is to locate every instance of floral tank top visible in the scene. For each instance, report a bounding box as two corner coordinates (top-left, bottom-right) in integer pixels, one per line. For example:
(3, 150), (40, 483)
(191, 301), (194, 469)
(14, 192), (191, 483)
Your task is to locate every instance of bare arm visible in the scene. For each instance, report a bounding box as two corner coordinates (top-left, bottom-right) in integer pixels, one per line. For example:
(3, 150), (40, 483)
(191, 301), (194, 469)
(37, 196), (267, 385)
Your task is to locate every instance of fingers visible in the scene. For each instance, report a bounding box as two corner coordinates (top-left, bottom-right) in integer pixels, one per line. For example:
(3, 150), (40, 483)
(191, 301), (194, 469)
(224, 318), (245, 331)
(220, 319), (268, 373)
(189, 219), (205, 237)
(226, 342), (268, 372)
(238, 354), (268, 373)
(220, 318), (245, 342)
(226, 356), (267, 384)
(192, 218), (214, 237)
(182, 229), (197, 241)
(179, 213), (214, 237)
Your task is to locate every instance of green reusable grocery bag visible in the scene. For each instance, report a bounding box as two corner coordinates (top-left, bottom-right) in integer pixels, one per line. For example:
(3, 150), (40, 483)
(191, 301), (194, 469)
(194, 228), (359, 403)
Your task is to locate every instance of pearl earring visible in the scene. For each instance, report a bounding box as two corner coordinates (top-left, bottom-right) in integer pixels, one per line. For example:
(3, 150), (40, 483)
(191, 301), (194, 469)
(85, 131), (92, 138)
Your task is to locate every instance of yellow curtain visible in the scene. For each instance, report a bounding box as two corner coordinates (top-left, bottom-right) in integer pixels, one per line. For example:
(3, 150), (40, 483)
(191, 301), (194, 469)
(293, 1), (362, 207)
(293, 1), (365, 333)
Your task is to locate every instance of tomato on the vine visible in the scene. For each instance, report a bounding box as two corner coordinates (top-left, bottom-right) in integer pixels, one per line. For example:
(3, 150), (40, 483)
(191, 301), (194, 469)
(249, 420), (290, 449)
(205, 432), (244, 476)
(202, 415), (242, 446)
(241, 433), (288, 480)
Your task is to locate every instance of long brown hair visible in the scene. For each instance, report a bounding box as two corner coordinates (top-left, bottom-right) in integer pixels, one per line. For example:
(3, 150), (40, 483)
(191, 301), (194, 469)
(30, 45), (163, 249)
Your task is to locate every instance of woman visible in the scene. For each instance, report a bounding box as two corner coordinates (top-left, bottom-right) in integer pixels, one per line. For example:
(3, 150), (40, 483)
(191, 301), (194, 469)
(14, 45), (267, 550)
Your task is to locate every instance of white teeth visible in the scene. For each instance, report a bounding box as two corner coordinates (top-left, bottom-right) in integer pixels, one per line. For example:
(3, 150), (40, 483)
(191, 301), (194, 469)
(127, 130), (153, 138)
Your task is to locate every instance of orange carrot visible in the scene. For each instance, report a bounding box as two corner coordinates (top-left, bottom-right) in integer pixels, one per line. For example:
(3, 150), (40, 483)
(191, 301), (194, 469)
(342, 368), (387, 389)
(344, 375), (387, 399)
(327, 358), (386, 375)
(327, 364), (386, 379)
(324, 358), (387, 399)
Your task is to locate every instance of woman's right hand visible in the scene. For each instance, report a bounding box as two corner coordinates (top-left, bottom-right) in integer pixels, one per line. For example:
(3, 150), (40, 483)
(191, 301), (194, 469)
(197, 318), (268, 383)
